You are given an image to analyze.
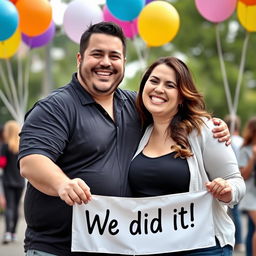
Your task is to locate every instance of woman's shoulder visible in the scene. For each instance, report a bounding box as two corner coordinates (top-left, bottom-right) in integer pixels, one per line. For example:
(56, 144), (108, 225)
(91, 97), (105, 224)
(189, 117), (212, 137)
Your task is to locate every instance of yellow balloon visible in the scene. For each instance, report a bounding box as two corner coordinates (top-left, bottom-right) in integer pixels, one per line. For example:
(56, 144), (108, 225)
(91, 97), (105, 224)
(237, 1), (256, 32)
(0, 29), (21, 59)
(138, 1), (180, 47)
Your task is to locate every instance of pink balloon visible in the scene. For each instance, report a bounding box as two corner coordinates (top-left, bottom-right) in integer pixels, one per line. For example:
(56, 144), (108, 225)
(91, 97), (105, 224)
(103, 5), (138, 39)
(195, 0), (237, 23)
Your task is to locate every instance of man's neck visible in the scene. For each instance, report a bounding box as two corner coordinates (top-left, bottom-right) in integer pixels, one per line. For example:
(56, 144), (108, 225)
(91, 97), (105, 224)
(95, 94), (115, 120)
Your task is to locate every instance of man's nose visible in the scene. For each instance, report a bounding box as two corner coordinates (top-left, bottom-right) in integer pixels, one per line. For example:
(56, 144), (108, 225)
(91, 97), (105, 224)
(100, 55), (111, 66)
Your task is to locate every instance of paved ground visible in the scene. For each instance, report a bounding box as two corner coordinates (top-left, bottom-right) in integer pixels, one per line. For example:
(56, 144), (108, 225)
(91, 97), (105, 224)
(0, 205), (247, 256)
(0, 210), (25, 256)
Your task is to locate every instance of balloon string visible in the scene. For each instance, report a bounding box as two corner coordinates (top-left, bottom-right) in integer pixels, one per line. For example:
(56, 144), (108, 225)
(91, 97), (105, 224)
(17, 53), (23, 104)
(215, 24), (233, 115)
(131, 37), (146, 70)
(0, 90), (19, 121)
(143, 45), (149, 66)
(5, 58), (20, 116)
(0, 61), (12, 102)
(232, 31), (250, 120)
(23, 50), (31, 116)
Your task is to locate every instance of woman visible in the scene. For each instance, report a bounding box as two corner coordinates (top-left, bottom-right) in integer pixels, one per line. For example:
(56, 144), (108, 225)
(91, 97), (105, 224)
(129, 57), (245, 255)
(238, 116), (256, 256)
(0, 120), (25, 244)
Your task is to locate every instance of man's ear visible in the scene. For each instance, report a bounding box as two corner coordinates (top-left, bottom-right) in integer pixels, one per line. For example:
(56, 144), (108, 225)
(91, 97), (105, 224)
(76, 52), (81, 68)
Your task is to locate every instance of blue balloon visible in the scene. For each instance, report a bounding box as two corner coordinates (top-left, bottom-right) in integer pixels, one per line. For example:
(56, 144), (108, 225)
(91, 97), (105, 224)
(0, 0), (19, 41)
(106, 0), (145, 21)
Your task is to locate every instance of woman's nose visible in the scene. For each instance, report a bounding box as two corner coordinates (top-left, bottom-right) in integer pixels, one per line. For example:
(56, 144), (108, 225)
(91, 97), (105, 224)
(154, 84), (164, 93)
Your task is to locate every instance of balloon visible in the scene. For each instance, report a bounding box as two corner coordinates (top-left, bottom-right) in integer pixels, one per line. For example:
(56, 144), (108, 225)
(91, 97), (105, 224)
(146, 0), (154, 3)
(239, 0), (256, 5)
(63, 0), (103, 44)
(9, 0), (18, 3)
(106, 0), (145, 21)
(237, 1), (256, 32)
(0, 0), (19, 41)
(22, 21), (55, 48)
(138, 1), (180, 47)
(195, 0), (237, 23)
(0, 29), (21, 59)
(103, 6), (138, 39)
(16, 0), (52, 36)
(50, 0), (67, 26)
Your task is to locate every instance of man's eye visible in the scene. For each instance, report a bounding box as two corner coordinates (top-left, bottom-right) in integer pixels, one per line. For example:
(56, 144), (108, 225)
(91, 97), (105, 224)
(111, 55), (120, 60)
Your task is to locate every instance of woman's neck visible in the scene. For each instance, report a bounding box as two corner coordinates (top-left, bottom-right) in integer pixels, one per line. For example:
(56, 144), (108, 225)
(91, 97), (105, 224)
(152, 117), (172, 137)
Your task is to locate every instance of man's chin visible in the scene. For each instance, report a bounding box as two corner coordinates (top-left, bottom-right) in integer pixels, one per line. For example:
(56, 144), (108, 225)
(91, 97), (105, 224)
(93, 84), (116, 94)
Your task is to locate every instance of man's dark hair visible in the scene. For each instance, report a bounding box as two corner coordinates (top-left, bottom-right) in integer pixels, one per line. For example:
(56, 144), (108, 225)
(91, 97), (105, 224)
(79, 22), (126, 57)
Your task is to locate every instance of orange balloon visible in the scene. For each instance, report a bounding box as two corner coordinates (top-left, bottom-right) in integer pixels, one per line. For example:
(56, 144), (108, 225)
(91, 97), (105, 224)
(16, 0), (52, 36)
(239, 0), (256, 5)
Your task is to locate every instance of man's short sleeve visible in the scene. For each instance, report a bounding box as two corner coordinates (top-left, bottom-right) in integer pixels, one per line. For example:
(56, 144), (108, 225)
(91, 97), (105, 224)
(18, 98), (71, 163)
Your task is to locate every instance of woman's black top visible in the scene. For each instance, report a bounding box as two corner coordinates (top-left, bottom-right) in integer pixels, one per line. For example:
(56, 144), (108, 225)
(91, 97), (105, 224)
(129, 151), (190, 197)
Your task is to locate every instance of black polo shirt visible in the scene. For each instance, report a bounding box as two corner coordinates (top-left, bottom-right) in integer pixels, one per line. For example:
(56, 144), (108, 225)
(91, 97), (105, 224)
(18, 73), (143, 256)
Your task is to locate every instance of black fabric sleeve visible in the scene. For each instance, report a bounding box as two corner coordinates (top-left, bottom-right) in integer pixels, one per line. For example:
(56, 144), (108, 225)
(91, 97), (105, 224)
(18, 98), (71, 163)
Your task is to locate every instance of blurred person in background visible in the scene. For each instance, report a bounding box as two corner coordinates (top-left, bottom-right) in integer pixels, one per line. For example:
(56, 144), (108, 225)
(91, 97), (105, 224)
(0, 120), (25, 244)
(0, 124), (6, 213)
(224, 115), (245, 252)
(238, 116), (256, 256)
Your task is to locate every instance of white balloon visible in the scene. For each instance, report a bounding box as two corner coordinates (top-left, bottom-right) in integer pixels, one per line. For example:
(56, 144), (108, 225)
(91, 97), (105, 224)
(95, 0), (106, 5)
(63, 0), (103, 44)
(51, 0), (67, 26)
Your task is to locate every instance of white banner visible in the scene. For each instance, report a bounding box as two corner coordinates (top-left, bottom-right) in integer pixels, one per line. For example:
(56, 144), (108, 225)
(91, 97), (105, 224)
(72, 191), (215, 255)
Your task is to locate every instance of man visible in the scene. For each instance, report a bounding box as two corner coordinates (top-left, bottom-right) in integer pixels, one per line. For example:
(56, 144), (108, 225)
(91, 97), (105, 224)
(19, 22), (231, 256)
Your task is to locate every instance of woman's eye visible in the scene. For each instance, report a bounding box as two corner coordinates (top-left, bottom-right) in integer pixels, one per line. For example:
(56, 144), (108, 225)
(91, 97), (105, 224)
(166, 83), (176, 88)
(149, 79), (158, 84)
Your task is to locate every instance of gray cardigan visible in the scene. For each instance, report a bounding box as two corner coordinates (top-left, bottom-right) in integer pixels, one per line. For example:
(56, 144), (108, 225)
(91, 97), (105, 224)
(132, 118), (246, 248)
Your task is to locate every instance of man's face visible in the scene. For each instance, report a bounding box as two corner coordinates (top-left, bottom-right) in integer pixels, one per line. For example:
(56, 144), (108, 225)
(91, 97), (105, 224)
(77, 33), (125, 99)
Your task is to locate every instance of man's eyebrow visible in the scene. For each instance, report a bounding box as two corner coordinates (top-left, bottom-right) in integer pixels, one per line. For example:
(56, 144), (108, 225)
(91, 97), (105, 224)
(90, 49), (122, 55)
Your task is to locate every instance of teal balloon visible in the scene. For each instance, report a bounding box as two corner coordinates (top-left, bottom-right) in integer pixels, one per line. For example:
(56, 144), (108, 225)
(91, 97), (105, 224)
(106, 0), (145, 21)
(0, 0), (19, 41)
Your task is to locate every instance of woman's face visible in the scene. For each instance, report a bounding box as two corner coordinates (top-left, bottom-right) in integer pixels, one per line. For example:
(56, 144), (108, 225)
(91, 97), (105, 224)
(142, 64), (181, 121)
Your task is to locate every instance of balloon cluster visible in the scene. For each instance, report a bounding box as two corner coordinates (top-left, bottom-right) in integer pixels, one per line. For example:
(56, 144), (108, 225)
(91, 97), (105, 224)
(63, 0), (180, 47)
(0, 0), (181, 59)
(195, 0), (256, 32)
(0, 0), (53, 59)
